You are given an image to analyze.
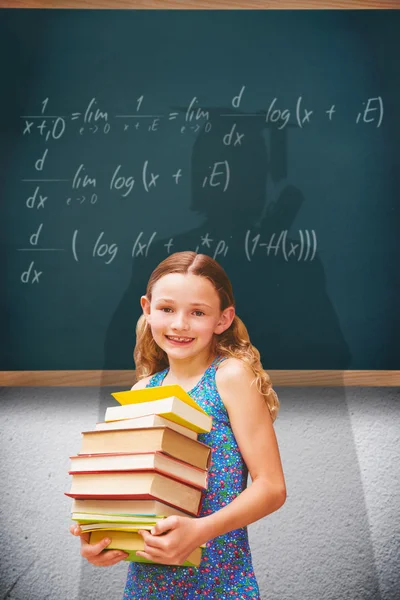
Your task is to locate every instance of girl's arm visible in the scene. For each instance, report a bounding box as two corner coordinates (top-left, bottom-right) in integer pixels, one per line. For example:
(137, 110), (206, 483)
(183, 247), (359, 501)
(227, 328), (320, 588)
(137, 359), (286, 564)
(197, 357), (287, 541)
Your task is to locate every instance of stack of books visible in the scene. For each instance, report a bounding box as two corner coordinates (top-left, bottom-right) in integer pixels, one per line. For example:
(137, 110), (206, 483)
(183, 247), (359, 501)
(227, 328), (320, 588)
(66, 385), (212, 567)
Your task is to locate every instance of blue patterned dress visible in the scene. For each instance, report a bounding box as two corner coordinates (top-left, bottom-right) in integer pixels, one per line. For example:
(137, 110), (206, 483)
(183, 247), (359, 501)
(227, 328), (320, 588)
(123, 356), (260, 599)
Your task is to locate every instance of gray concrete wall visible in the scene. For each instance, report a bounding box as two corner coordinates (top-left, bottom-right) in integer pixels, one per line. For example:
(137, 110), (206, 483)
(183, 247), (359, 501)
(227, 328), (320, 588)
(0, 386), (398, 600)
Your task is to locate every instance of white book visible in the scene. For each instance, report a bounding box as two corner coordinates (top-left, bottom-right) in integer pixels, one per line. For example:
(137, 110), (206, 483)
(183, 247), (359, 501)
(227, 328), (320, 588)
(95, 413), (197, 440)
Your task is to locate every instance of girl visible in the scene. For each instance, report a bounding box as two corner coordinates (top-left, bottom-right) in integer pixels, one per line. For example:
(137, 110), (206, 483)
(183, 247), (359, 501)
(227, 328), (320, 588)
(71, 251), (286, 599)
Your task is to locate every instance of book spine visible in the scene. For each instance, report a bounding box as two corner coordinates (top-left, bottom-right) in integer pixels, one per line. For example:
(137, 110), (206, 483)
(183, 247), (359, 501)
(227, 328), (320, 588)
(68, 467), (207, 491)
(197, 490), (207, 517)
(65, 492), (199, 517)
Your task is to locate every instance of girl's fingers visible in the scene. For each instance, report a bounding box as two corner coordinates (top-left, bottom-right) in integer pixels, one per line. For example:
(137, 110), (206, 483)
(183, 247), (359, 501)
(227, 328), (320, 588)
(82, 536), (112, 558)
(70, 524), (129, 565)
(95, 550), (129, 567)
(79, 533), (91, 545)
(138, 531), (165, 550)
(70, 524), (90, 544)
(70, 523), (81, 536)
(138, 543), (164, 561)
(136, 550), (173, 565)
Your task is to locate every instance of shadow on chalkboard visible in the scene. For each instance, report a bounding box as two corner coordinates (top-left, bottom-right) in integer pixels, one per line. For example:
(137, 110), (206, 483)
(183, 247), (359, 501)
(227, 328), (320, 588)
(100, 107), (352, 381)
(77, 110), (377, 600)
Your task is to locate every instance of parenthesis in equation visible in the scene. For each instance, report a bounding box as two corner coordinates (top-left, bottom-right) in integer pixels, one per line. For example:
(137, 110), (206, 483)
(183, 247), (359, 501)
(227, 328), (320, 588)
(310, 229), (317, 261)
(296, 96), (303, 129)
(223, 160), (230, 192)
(72, 229), (79, 262)
(298, 230), (304, 261)
(142, 160), (149, 192)
(377, 96), (384, 128)
(244, 230), (252, 262)
(282, 230), (288, 261)
(304, 229), (311, 261)
(132, 231), (143, 257)
(303, 230), (311, 261)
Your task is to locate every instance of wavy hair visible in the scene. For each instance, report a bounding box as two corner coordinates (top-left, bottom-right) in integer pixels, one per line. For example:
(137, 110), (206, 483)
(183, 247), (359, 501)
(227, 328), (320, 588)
(134, 251), (279, 421)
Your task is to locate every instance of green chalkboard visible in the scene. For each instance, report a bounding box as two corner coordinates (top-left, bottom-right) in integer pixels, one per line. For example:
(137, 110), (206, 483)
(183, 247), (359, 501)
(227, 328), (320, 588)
(1, 9), (399, 371)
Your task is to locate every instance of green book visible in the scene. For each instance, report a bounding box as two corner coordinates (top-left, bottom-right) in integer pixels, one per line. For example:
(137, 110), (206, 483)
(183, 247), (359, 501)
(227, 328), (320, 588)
(90, 530), (202, 567)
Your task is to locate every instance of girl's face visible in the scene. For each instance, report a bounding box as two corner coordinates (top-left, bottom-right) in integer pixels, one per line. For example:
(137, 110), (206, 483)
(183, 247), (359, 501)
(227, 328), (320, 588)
(141, 273), (234, 361)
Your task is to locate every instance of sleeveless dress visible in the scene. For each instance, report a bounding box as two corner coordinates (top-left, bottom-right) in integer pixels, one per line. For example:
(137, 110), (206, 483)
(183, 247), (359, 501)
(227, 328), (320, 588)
(123, 356), (260, 599)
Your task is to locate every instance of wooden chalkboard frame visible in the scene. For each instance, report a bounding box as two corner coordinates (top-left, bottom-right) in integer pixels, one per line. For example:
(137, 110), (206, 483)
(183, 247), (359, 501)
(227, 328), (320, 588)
(1, 1), (400, 10)
(1, 0), (399, 386)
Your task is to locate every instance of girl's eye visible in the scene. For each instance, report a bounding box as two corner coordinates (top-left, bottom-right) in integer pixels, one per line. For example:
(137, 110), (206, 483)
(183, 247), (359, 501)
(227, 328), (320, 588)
(159, 307), (204, 316)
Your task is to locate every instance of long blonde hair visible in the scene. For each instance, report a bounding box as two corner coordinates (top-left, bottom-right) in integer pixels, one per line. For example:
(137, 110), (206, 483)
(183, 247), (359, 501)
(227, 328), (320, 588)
(134, 251), (279, 421)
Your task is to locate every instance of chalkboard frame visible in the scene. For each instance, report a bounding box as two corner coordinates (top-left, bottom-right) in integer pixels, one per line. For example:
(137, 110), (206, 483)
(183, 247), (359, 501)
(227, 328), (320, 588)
(1, 0), (399, 386)
(1, 1), (399, 10)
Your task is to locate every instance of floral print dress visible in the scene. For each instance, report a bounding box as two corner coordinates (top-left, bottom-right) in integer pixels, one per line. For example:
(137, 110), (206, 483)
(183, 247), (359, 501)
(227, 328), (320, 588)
(123, 356), (260, 599)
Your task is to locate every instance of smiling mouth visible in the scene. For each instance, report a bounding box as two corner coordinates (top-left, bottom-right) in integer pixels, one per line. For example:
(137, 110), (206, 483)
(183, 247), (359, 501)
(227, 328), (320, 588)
(165, 335), (194, 343)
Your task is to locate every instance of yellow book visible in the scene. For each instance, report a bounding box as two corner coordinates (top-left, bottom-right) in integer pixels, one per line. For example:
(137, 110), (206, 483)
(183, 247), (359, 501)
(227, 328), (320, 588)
(90, 530), (203, 567)
(81, 522), (155, 533)
(112, 385), (207, 415)
(72, 513), (163, 525)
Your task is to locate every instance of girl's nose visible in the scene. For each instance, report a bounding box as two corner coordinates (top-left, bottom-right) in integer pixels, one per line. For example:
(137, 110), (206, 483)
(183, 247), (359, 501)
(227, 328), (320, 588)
(171, 313), (190, 331)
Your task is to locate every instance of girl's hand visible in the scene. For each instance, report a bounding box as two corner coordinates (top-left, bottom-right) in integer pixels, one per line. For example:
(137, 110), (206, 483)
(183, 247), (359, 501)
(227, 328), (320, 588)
(136, 516), (204, 566)
(70, 524), (128, 567)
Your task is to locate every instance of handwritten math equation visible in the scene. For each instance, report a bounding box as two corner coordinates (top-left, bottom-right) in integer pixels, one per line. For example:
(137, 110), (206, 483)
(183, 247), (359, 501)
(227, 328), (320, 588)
(21, 90), (384, 144)
(17, 85), (382, 285)
(23, 159), (230, 201)
(18, 228), (318, 284)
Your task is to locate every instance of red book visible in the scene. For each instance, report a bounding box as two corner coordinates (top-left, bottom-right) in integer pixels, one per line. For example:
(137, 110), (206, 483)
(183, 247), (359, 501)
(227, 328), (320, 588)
(69, 451), (208, 490)
(65, 470), (204, 517)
